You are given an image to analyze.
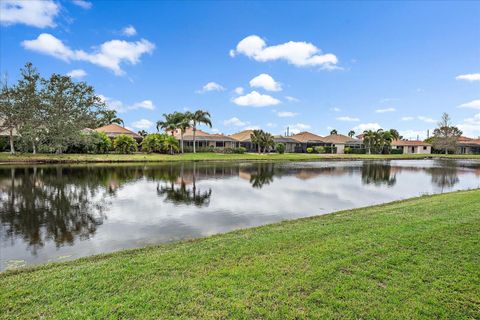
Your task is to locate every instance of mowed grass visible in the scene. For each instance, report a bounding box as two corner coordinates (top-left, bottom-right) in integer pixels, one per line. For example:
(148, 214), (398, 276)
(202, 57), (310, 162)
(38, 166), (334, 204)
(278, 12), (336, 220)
(1, 190), (479, 319)
(1, 151), (480, 163)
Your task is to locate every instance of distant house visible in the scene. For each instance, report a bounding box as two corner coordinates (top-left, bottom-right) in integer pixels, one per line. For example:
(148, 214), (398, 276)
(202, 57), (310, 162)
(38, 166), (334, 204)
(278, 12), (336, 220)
(322, 134), (362, 154)
(94, 124), (142, 141)
(174, 128), (238, 149)
(391, 140), (431, 154)
(273, 135), (303, 153)
(229, 130), (256, 152)
(290, 131), (326, 152)
(457, 136), (480, 154)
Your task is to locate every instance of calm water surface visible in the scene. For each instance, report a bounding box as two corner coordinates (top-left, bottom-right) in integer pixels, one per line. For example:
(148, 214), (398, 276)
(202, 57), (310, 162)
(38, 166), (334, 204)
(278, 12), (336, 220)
(1, 159), (479, 270)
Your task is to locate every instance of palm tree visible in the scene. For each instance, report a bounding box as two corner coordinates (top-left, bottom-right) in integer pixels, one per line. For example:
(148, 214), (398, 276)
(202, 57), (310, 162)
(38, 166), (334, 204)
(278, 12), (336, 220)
(190, 110), (212, 153)
(388, 129), (401, 141)
(348, 130), (355, 138)
(177, 111), (192, 153)
(99, 109), (124, 127)
(330, 129), (338, 135)
(260, 131), (274, 153)
(363, 130), (376, 154)
(137, 130), (148, 138)
(250, 130), (263, 154)
(156, 113), (178, 136)
(162, 135), (179, 155)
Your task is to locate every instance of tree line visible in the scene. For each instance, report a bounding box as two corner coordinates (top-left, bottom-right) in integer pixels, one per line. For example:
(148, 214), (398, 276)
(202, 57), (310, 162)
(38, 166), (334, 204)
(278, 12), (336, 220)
(0, 63), (123, 154)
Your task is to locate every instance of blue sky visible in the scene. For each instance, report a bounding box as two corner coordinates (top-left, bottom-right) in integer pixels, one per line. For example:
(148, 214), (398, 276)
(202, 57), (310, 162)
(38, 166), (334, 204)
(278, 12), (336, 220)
(1, 0), (479, 138)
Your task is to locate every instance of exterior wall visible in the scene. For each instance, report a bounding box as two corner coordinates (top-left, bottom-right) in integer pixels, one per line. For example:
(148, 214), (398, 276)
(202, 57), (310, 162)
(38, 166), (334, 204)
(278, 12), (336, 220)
(335, 143), (345, 154)
(401, 145), (431, 154)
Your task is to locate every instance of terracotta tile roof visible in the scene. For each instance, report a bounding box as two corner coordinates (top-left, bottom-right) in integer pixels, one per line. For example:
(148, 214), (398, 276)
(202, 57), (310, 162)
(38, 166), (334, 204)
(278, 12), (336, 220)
(391, 139), (431, 146)
(229, 130), (254, 142)
(175, 128), (238, 142)
(458, 138), (480, 146)
(95, 124), (141, 138)
(290, 131), (324, 143)
(273, 135), (300, 144)
(322, 134), (358, 144)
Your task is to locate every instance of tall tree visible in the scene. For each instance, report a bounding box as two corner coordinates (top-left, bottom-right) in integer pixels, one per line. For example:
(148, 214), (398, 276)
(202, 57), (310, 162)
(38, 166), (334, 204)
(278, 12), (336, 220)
(363, 130), (376, 154)
(432, 113), (462, 154)
(12, 63), (44, 154)
(0, 75), (17, 154)
(137, 130), (148, 138)
(330, 129), (338, 135)
(388, 129), (401, 141)
(348, 130), (355, 138)
(177, 111), (192, 153)
(250, 130), (263, 154)
(41, 74), (104, 153)
(190, 110), (211, 153)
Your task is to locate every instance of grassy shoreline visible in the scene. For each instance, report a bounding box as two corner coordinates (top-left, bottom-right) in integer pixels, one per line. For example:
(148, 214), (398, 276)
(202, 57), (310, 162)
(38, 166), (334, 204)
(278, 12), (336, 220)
(1, 190), (479, 319)
(1, 152), (480, 164)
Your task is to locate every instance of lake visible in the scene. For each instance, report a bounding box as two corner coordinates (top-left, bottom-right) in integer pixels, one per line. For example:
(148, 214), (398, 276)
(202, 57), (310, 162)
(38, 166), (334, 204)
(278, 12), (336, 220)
(1, 159), (479, 270)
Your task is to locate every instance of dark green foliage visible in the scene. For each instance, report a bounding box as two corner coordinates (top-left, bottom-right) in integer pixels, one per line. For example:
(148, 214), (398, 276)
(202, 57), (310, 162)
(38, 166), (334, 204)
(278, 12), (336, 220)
(314, 146), (325, 154)
(390, 149), (403, 154)
(67, 131), (111, 154)
(276, 143), (286, 154)
(113, 135), (138, 154)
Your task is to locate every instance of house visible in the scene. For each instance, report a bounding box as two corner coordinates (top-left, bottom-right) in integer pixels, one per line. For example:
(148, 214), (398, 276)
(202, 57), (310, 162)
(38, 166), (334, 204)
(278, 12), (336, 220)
(273, 135), (303, 153)
(322, 134), (362, 154)
(457, 136), (480, 154)
(229, 130), (256, 151)
(290, 131), (326, 152)
(95, 123), (142, 141)
(174, 128), (238, 149)
(391, 140), (432, 154)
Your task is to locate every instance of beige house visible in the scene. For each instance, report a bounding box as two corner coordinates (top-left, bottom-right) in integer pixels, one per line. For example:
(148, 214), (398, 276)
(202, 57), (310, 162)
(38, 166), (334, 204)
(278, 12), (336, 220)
(95, 124), (142, 141)
(391, 140), (431, 154)
(290, 131), (326, 152)
(322, 134), (362, 154)
(175, 128), (238, 149)
(457, 137), (480, 154)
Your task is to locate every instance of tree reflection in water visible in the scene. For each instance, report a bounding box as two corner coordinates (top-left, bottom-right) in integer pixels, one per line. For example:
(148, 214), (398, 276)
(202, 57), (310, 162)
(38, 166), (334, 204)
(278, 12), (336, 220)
(361, 162), (397, 186)
(0, 166), (108, 254)
(428, 164), (459, 190)
(248, 163), (275, 188)
(154, 163), (212, 207)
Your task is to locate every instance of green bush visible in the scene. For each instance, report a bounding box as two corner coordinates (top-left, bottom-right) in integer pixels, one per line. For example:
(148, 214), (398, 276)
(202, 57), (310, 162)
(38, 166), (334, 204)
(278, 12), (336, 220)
(344, 147), (352, 154)
(306, 147), (313, 153)
(113, 135), (138, 154)
(314, 146), (325, 154)
(0, 137), (8, 152)
(222, 147), (247, 154)
(390, 148), (403, 154)
(141, 133), (165, 153)
(276, 143), (286, 154)
(66, 131), (111, 154)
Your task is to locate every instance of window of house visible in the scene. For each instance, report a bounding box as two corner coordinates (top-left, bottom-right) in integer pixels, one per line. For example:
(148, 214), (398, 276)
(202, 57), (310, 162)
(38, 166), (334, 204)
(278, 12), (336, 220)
(216, 141), (224, 148)
(423, 146), (427, 150)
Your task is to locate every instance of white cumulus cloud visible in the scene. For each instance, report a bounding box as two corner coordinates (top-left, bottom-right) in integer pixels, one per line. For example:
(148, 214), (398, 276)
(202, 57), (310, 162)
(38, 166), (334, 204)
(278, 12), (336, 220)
(249, 73), (282, 91)
(130, 100), (155, 110)
(277, 111), (298, 118)
(72, 0), (92, 9)
(285, 96), (299, 102)
(401, 116), (414, 121)
(122, 25), (137, 37)
(132, 119), (153, 130)
(234, 87), (244, 95)
(230, 35), (338, 69)
(66, 69), (87, 79)
(337, 116), (360, 122)
(288, 123), (311, 134)
(22, 33), (155, 75)
(223, 117), (247, 127)
(458, 113), (480, 137)
(455, 73), (480, 81)
(418, 116), (436, 123)
(196, 82), (225, 93)
(353, 123), (382, 132)
(0, 0), (59, 28)
(99, 95), (155, 113)
(232, 91), (280, 107)
(458, 99), (480, 110)
(375, 107), (396, 113)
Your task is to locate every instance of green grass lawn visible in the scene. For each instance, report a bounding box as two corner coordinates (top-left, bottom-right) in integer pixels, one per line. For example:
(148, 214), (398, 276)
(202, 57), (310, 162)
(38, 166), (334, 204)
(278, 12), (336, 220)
(1, 151), (480, 163)
(1, 190), (479, 319)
